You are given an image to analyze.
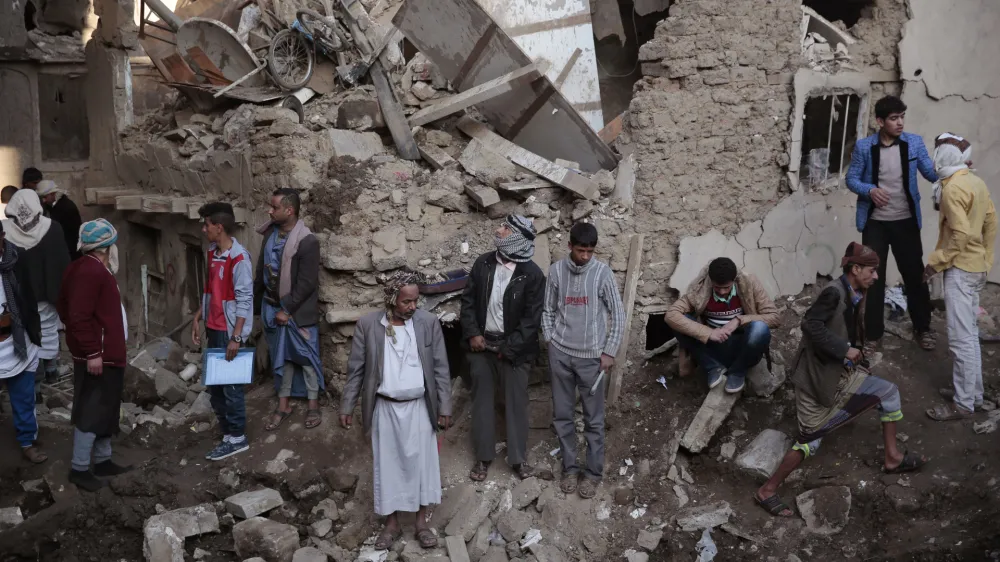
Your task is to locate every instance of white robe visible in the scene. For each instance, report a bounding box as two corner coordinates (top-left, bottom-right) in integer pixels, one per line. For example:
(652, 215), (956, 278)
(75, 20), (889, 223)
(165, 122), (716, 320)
(372, 316), (442, 515)
(37, 302), (60, 361)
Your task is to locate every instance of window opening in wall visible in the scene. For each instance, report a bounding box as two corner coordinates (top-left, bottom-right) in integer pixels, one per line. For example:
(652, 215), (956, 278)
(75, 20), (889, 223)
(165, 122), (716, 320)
(801, 0), (872, 29)
(37, 73), (90, 161)
(24, 1), (37, 31)
(645, 313), (674, 351)
(595, 0), (669, 123)
(800, 93), (862, 191)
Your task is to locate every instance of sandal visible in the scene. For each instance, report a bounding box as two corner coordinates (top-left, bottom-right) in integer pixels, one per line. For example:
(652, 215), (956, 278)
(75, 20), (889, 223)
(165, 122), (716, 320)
(469, 460), (490, 482)
(22, 446), (48, 464)
(305, 409), (322, 429)
(917, 330), (936, 351)
(265, 408), (293, 431)
(884, 451), (927, 474)
(416, 528), (438, 548)
(753, 492), (793, 517)
(373, 525), (401, 550)
(926, 403), (974, 421)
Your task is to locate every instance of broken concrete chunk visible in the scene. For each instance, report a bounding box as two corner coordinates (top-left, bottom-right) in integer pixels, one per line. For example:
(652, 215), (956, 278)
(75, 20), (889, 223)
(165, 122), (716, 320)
(424, 130), (453, 147)
(426, 189), (469, 212)
(458, 138), (520, 187)
(143, 519), (185, 562)
(747, 362), (786, 397)
(676, 501), (732, 532)
(445, 488), (500, 541)
(292, 546), (328, 562)
(186, 392), (213, 418)
(322, 235), (373, 272)
(636, 529), (663, 552)
(411, 81), (439, 101)
(735, 429), (792, 480)
(796, 486), (851, 535)
(497, 509), (533, 542)
(311, 498), (340, 522)
(225, 488), (285, 519)
(511, 477), (542, 510)
(154, 368), (188, 405)
(0, 507), (24, 530)
(309, 518), (333, 538)
(680, 384), (741, 453)
(465, 185), (501, 208)
(163, 129), (189, 142)
(233, 517), (300, 562)
(445, 535), (472, 562)
(885, 484), (921, 513)
(720, 442), (737, 460)
(336, 99), (385, 130)
(328, 129), (386, 162)
(592, 169), (615, 196)
(148, 504), (220, 538)
(254, 106), (299, 126)
(371, 225), (408, 271)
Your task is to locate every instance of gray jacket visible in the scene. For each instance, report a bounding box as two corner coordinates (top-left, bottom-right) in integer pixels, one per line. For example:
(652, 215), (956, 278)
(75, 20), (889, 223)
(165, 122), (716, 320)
(340, 309), (452, 434)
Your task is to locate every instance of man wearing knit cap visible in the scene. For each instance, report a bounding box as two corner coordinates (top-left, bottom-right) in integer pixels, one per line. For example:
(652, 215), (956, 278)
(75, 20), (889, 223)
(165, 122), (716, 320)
(57, 219), (132, 492)
(36, 179), (82, 261)
(461, 215), (545, 482)
(752, 242), (925, 518)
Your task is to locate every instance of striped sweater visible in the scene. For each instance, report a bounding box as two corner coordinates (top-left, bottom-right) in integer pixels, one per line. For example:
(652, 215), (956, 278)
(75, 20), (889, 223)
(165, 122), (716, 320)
(542, 257), (626, 359)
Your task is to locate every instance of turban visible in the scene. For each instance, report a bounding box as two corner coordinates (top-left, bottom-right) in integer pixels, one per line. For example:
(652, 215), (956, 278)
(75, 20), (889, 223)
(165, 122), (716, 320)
(34, 180), (61, 197)
(79, 218), (120, 274)
(841, 241), (879, 269)
(381, 270), (424, 342)
(932, 133), (973, 209)
(495, 214), (536, 263)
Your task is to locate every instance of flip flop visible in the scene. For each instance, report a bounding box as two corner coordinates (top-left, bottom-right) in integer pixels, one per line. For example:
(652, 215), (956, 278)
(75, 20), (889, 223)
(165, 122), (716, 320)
(753, 492), (793, 517)
(305, 409), (322, 429)
(926, 403), (973, 421)
(373, 526), (401, 550)
(265, 409), (293, 431)
(416, 528), (438, 548)
(884, 450), (927, 474)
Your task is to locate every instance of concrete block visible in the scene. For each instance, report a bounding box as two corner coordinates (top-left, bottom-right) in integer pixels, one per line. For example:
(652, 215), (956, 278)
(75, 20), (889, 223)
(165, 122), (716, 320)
(336, 100), (385, 130)
(467, 522), (491, 562)
(328, 129), (386, 162)
(747, 362), (786, 397)
(496, 509), (533, 542)
(310, 519), (333, 538)
(680, 383), (740, 453)
(735, 429), (792, 480)
(426, 189), (470, 212)
(636, 529), (662, 551)
(465, 185), (501, 208)
(481, 546), (508, 562)
(0, 507), (24, 530)
(292, 546), (328, 562)
(322, 235), (373, 271)
(675, 501), (732, 531)
(143, 518), (185, 562)
(445, 487), (500, 541)
(371, 225), (408, 271)
(446, 535), (472, 562)
(311, 498), (340, 521)
(154, 368), (188, 405)
(233, 517), (300, 562)
(186, 392), (213, 418)
(796, 486), (851, 535)
(669, 230), (745, 293)
(225, 488), (285, 519)
(511, 477), (542, 510)
(143, 504), (219, 562)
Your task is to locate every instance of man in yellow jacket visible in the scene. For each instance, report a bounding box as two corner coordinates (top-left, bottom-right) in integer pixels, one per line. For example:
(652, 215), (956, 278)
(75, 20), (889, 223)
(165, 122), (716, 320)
(924, 133), (998, 421)
(666, 258), (781, 393)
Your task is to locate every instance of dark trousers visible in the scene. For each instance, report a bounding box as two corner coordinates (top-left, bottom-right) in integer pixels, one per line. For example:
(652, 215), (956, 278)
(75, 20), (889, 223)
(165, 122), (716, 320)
(861, 217), (931, 339)
(468, 351), (530, 465)
(549, 346), (604, 481)
(206, 328), (246, 437)
(675, 319), (771, 382)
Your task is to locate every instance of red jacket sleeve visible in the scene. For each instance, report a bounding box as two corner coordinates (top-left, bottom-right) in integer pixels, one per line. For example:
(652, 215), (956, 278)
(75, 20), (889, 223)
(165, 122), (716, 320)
(61, 262), (106, 359)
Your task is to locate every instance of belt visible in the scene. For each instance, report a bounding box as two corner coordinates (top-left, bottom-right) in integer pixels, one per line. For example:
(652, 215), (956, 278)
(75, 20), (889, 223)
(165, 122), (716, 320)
(484, 332), (504, 342)
(377, 393), (420, 403)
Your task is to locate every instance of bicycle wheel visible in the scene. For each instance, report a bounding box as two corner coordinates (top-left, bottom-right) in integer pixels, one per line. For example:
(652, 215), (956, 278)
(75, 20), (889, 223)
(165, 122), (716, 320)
(267, 28), (314, 90)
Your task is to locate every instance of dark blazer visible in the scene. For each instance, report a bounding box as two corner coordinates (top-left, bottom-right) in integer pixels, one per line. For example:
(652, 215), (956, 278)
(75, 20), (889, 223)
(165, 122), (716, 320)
(340, 309), (452, 434)
(253, 224), (321, 327)
(459, 251), (544, 365)
(49, 196), (82, 261)
(791, 277), (858, 408)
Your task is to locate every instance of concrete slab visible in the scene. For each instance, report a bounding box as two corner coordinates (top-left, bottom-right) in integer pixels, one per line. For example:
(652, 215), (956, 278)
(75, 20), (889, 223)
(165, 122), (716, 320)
(669, 230), (745, 293)
(758, 193), (805, 251)
(328, 129), (386, 162)
(680, 383), (740, 453)
(770, 247), (810, 297)
(371, 225), (408, 271)
(735, 429), (792, 479)
(742, 248), (780, 298)
(735, 220), (763, 250)
(225, 488), (285, 519)
(796, 486), (851, 536)
(446, 535), (473, 562)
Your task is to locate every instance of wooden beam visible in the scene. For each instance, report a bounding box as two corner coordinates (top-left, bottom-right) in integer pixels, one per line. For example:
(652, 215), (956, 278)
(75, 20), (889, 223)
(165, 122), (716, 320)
(408, 62), (548, 127)
(453, 22), (497, 90)
(417, 143), (457, 170)
(597, 112), (625, 145)
(457, 116), (600, 200)
(115, 195), (143, 211)
(85, 187), (139, 205)
(369, 61), (420, 160)
(326, 307), (380, 324)
(554, 48), (581, 89)
(141, 196), (173, 213)
(607, 234), (644, 406)
(498, 179), (555, 192)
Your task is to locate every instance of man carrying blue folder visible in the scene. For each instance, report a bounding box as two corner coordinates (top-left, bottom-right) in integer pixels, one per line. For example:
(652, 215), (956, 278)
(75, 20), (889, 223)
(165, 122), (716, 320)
(193, 203), (253, 461)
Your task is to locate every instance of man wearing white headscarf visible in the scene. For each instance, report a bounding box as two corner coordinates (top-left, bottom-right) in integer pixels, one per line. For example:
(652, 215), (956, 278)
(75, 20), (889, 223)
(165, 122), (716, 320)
(1, 190), (71, 387)
(35, 180), (82, 261)
(923, 133), (998, 422)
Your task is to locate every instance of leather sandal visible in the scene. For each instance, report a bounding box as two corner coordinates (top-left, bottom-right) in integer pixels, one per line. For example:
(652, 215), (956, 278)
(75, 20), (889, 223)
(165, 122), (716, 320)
(305, 409), (322, 429)
(265, 408), (293, 431)
(469, 460), (490, 482)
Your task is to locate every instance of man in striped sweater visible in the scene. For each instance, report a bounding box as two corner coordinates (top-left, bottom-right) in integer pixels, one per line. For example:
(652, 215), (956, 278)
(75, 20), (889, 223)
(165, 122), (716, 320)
(542, 222), (625, 499)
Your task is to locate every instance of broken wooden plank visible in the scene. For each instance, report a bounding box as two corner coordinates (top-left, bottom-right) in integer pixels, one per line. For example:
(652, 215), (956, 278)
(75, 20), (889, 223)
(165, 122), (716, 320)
(597, 112), (625, 144)
(115, 195), (143, 211)
(370, 61), (420, 160)
(85, 187), (139, 206)
(408, 62), (548, 127)
(465, 185), (501, 208)
(680, 383), (741, 453)
(607, 234), (644, 406)
(553, 48), (581, 89)
(326, 307), (380, 324)
(417, 143), (457, 170)
(498, 179), (555, 192)
(141, 195), (173, 213)
(457, 116), (600, 200)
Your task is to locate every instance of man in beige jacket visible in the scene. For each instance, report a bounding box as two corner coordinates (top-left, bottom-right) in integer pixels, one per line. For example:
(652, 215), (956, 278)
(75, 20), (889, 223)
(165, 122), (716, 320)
(666, 257), (780, 393)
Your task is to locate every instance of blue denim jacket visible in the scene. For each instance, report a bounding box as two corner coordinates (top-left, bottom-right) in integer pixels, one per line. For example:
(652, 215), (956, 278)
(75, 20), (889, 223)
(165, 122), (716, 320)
(844, 131), (938, 232)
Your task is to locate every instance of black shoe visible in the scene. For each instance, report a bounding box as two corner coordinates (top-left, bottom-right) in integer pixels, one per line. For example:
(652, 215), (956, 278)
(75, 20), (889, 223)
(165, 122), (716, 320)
(93, 460), (133, 477)
(68, 469), (106, 492)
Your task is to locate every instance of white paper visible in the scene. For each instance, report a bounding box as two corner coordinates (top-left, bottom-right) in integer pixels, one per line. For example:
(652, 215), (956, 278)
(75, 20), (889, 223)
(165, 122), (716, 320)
(203, 348), (254, 385)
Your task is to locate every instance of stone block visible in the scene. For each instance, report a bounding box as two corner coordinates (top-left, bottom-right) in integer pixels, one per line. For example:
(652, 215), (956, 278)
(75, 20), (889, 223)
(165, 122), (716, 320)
(511, 477), (542, 510)
(328, 130), (385, 162)
(426, 189), (469, 212)
(467, 522), (491, 562)
(679, 383), (741, 453)
(445, 487), (500, 541)
(796, 486), (851, 536)
(636, 529), (662, 551)
(143, 518), (185, 562)
(735, 429), (791, 480)
(481, 546), (508, 562)
(325, 470), (358, 492)
(186, 392), (213, 418)
(226, 488), (285, 519)
(446, 535), (472, 562)
(0, 507), (23, 530)
(233, 517), (300, 562)
(293, 546), (329, 562)
(465, 185), (501, 208)
(312, 498), (340, 521)
(747, 362), (785, 397)
(371, 225), (407, 271)
(310, 519), (333, 538)
(336, 100), (385, 130)
(255, 107), (299, 126)
(496, 509), (533, 542)
(675, 501), (732, 531)
(885, 484), (921, 513)
(322, 235), (373, 271)
(458, 139), (519, 187)
(154, 368), (188, 405)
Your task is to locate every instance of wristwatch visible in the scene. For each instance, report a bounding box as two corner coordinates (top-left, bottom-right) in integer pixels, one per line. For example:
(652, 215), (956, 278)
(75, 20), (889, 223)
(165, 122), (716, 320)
(231, 335), (243, 344)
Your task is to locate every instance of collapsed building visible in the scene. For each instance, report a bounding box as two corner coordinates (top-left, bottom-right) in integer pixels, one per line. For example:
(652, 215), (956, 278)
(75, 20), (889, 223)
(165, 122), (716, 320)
(2, 0), (1000, 395)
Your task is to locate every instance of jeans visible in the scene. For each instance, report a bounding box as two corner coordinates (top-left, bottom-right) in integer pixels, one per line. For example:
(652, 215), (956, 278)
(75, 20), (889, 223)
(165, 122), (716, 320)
(675, 318), (771, 381)
(72, 428), (112, 471)
(3, 369), (38, 448)
(549, 346), (604, 481)
(862, 217), (932, 339)
(206, 328), (247, 437)
(944, 267), (987, 412)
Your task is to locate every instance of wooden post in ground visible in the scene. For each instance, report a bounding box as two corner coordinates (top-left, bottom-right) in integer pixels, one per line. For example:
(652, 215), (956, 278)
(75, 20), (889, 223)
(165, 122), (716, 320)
(607, 234), (644, 406)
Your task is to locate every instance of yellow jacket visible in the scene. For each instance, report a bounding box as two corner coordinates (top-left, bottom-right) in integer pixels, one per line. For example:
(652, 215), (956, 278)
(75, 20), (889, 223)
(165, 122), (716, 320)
(929, 169), (998, 273)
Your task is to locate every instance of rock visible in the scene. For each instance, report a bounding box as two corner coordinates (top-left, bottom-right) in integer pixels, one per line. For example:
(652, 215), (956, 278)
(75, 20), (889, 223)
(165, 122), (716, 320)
(424, 130), (453, 147)
(445, 488), (501, 541)
(143, 519), (185, 562)
(885, 484), (921, 513)
(720, 442), (737, 460)
(356, 546), (388, 562)
(225, 488), (285, 519)
(254, 106), (299, 126)
(796, 486), (851, 536)
(465, 185), (501, 208)
(293, 546), (329, 562)
(571, 200), (594, 221)
(747, 362), (786, 397)
(535, 486), (555, 513)
(411, 81), (439, 101)
(0, 507), (24, 530)
(467, 522), (491, 562)
(322, 235), (373, 271)
(497, 509), (533, 542)
(624, 550), (649, 562)
(673, 485), (689, 507)
(312, 498), (340, 521)
(337, 100), (385, 130)
(426, 189), (469, 212)
(680, 383), (741, 453)
(193, 547), (209, 559)
(186, 392), (213, 418)
(154, 368), (188, 405)
(675, 501), (732, 531)
(328, 129), (385, 162)
(233, 517), (300, 562)
(511, 477), (542, 510)
(481, 546), (508, 562)
(735, 429), (792, 480)
(310, 518), (333, 537)
(371, 225), (408, 271)
(636, 529), (662, 551)
(391, 189), (406, 206)
(528, 544), (569, 562)
(446, 535), (472, 562)
(143, 505), (220, 562)
(638, 459), (651, 477)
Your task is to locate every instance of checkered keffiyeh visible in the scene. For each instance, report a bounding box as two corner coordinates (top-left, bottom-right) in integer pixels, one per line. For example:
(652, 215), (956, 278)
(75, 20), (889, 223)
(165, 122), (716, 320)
(495, 214), (536, 263)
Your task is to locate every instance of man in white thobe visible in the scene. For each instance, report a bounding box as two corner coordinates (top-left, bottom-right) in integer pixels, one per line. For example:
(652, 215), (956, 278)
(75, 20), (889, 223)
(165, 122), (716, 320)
(341, 271), (452, 551)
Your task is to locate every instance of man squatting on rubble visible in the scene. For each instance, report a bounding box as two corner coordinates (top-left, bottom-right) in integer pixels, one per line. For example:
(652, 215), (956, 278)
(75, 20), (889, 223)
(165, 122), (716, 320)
(58, 219), (133, 491)
(666, 257), (780, 394)
(923, 133), (998, 421)
(543, 222), (625, 499)
(753, 242), (926, 517)
(192, 203), (254, 461)
(341, 271), (452, 550)
(846, 95), (938, 352)
(461, 215), (545, 482)
(257, 188), (325, 431)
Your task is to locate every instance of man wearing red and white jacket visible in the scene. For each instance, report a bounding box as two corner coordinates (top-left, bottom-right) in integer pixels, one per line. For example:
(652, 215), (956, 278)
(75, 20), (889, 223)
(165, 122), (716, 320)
(57, 218), (132, 492)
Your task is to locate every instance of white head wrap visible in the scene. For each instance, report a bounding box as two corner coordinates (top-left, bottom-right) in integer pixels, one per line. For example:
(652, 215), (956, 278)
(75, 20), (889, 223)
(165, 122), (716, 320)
(931, 133), (973, 208)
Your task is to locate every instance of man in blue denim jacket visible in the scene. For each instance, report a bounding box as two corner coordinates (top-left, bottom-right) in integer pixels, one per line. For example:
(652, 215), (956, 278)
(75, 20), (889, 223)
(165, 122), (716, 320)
(845, 95), (938, 351)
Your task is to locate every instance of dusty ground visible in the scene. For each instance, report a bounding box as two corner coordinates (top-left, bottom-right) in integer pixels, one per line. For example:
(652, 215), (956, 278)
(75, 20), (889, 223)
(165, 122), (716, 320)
(3, 283), (1000, 561)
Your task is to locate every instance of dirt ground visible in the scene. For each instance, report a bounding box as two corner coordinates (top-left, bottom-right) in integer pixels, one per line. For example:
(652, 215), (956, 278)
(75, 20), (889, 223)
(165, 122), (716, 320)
(3, 283), (1000, 561)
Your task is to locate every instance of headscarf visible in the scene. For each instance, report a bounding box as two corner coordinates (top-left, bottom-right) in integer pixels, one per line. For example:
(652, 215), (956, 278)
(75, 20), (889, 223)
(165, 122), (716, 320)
(495, 214), (537, 263)
(0, 225), (28, 360)
(78, 218), (120, 274)
(381, 269), (424, 343)
(34, 180), (63, 198)
(840, 241), (878, 347)
(932, 133), (973, 209)
(2, 189), (52, 250)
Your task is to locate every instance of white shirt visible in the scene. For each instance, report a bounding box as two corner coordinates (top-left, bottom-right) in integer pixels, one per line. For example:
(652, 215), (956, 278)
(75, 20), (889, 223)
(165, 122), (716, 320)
(0, 289), (39, 379)
(378, 315), (424, 400)
(485, 256), (516, 334)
